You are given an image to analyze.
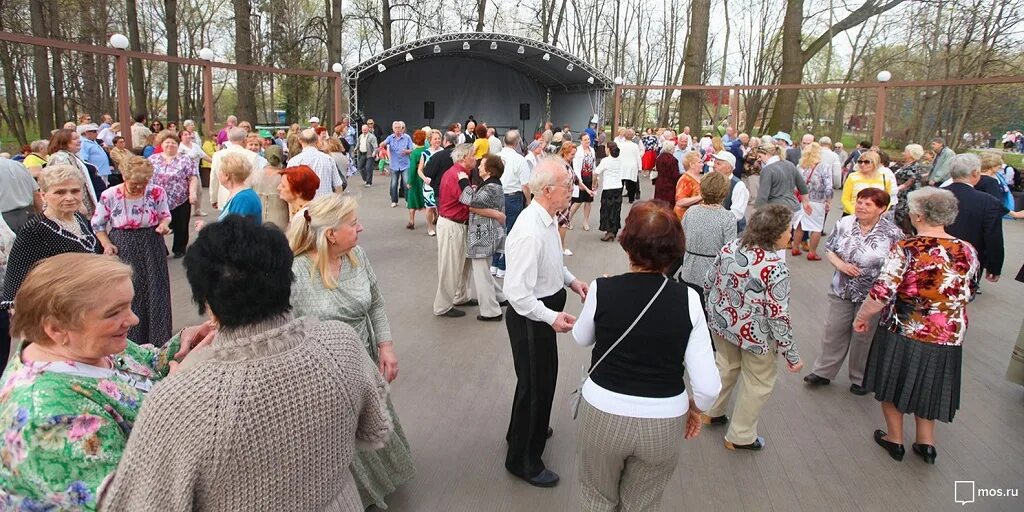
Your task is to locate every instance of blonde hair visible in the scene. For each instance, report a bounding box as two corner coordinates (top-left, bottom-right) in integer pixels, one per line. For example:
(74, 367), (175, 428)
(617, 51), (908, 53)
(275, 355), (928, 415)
(12, 254), (133, 344)
(286, 194), (360, 289)
(799, 142), (822, 169)
(120, 156), (155, 181)
(219, 153), (252, 183)
(979, 151), (1003, 172)
(711, 136), (724, 153)
(39, 164), (85, 191)
(682, 150), (702, 170)
(154, 129), (178, 146)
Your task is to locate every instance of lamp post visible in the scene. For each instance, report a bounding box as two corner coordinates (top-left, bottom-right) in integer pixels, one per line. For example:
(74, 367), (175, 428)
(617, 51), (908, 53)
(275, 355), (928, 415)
(109, 34), (132, 148)
(199, 48), (216, 138)
(873, 70), (892, 147)
(612, 76), (624, 136)
(332, 62), (344, 126)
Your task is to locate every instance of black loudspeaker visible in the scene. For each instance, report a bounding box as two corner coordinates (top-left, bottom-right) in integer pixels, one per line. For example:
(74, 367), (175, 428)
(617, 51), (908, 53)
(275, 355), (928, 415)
(424, 101), (435, 120)
(520, 103), (530, 121)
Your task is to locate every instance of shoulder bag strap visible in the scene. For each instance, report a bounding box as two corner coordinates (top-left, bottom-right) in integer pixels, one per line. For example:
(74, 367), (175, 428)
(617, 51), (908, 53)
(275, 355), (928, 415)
(585, 277), (668, 378)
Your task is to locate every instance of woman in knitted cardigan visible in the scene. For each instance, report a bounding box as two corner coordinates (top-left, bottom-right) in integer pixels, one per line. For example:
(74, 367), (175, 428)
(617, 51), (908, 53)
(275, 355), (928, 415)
(99, 216), (393, 510)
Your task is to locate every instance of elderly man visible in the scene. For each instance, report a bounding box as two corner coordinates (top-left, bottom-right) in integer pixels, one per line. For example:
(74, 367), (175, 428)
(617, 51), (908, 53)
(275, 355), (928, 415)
(130, 113), (152, 153)
(928, 137), (957, 186)
(77, 123), (111, 180)
(356, 124), (378, 187)
(494, 129), (533, 278)
(488, 127), (502, 155)
(210, 127), (260, 208)
(383, 121), (414, 207)
(503, 157), (587, 488)
(308, 116), (320, 131)
(619, 129), (643, 203)
(216, 115), (238, 148)
(942, 153), (1004, 284)
(673, 134), (691, 174)
(790, 133), (814, 166)
(0, 158), (41, 234)
(818, 136), (843, 190)
(287, 128), (344, 198)
(713, 151), (749, 232)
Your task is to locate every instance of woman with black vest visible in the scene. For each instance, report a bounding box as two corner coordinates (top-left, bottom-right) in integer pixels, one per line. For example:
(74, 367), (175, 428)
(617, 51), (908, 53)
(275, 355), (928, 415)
(572, 200), (721, 511)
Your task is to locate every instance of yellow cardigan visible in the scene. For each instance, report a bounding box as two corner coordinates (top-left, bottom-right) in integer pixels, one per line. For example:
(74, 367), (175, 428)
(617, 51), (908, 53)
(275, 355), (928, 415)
(841, 170), (898, 214)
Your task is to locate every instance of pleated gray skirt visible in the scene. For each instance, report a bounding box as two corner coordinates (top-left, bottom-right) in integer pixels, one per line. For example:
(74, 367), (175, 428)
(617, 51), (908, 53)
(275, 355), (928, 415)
(865, 327), (962, 423)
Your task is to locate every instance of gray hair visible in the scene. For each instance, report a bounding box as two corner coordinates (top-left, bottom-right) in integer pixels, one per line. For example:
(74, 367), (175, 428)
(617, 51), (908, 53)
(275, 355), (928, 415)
(183, 119), (196, 129)
(300, 128), (319, 145)
(444, 131), (459, 147)
(904, 144), (924, 161)
(228, 127), (247, 143)
(661, 140), (675, 154)
(908, 187), (958, 226)
(39, 164), (85, 191)
(29, 139), (48, 153)
(528, 156), (572, 192)
(625, 129), (635, 140)
(451, 143), (475, 162)
(818, 136), (832, 146)
(948, 153), (981, 180)
(527, 140), (544, 152)
(504, 129), (521, 147)
(760, 134), (773, 145)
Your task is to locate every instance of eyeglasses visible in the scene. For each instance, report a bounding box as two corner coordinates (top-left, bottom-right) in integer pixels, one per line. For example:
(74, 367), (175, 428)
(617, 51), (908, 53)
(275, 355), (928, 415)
(857, 160), (872, 165)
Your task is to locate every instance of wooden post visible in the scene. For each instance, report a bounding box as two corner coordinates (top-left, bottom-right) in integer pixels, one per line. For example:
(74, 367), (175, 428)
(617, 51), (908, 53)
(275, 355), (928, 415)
(612, 85), (621, 136)
(115, 53), (132, 148)
(873, 85), (887, 147)
(334, 75), (343, 125)
(731, 87), (739, 130)
(203, 64), (215, 137)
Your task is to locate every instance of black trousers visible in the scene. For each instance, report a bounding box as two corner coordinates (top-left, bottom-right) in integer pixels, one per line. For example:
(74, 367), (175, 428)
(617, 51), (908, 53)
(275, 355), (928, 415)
(0, 309), (9, 367)
(623, 179), (640, 203)
(505, 288), (567, 477)
(169, 202), (191, 255)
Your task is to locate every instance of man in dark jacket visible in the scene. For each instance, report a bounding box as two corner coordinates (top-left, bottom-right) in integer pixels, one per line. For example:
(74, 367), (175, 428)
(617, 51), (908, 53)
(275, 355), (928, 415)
(943, 153), (1004, 282)
(423, 131), (458, 198)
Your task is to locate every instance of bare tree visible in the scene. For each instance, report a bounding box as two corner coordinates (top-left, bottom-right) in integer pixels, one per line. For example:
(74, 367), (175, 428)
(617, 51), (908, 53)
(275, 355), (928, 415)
(233, 0), (257, 123)
(678, 0), (711, 131)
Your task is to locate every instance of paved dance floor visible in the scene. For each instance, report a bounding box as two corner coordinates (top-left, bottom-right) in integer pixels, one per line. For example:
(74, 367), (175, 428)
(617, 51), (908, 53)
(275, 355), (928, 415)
(168, 182), (1024, 511)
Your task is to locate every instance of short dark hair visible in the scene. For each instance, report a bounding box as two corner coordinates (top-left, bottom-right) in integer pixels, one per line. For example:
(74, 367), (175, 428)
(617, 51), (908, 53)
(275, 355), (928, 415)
(134, 112), (147, 123)
(858, 140), (871, 149)
(606, 141), (620, 158)
(619, 201), (684, 273)
(857, 187), (891, 208)
(184, 216), (293, 328)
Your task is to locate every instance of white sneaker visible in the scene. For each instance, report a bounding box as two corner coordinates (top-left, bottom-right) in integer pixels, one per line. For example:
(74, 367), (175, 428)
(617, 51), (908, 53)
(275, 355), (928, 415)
(495, 269), (506, 279)
(563, 249), (573, 256)
(490, 266), (497, 276)
(390, 202), (398, 208)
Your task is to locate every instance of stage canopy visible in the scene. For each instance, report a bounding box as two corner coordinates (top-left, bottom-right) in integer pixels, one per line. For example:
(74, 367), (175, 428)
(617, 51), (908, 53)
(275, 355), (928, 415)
(347, 32), (612, 136)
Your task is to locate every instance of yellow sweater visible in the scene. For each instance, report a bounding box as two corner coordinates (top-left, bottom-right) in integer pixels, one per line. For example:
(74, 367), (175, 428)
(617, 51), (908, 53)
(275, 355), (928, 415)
(841, 170), (898, 214)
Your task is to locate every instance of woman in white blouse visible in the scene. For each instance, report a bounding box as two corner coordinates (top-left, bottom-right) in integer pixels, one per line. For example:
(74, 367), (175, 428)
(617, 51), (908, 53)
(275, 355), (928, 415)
(572, 200), (721, 511)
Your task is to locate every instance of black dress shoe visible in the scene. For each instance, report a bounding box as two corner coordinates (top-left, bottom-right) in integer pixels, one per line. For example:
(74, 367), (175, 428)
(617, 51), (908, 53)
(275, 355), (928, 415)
(912, 443), (937, 464)
(172, 251), (186, 259)
(874, 429), (905, 461)
(508, 468), (560, 488)
(701, 414), (729, 426)
(803, 373), (831, 386)
(547, 427), (553, 439)
(725, 436), (765, 451)
(499, 300), (509, 307)
(440, 308), (466, 318)
(849, 383), (870, 395)
(455, 299), (479, 307)
(477, 314), (503, 322)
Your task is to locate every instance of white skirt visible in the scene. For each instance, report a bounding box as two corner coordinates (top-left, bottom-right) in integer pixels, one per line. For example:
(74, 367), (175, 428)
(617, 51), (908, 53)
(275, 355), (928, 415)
(791, 202), (827, 232)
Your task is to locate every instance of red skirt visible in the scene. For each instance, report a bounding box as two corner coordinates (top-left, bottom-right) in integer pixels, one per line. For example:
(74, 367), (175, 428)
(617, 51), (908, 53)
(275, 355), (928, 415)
(641, 150), (657, 170)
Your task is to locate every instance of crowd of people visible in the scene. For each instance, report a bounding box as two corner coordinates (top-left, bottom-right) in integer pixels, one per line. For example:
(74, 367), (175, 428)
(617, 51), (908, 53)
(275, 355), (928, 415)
(0, 108), (1022, 511)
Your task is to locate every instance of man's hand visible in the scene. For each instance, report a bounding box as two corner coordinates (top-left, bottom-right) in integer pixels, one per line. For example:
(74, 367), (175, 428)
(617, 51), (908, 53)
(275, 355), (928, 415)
(552, 312), (577, 333)
(569, 279), (589, 301)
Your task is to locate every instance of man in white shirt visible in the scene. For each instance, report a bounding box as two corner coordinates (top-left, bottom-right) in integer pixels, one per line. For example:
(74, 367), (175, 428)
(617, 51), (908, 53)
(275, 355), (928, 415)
(818, 136), (843, 190)
(210, 127), (259, 209)
(487, 127), (502, 155)
(287, 128), (344, 198)
(618, 129), (643, 203)
(502, 158), (588, 488)
(494, 129), (532, 279)
(713, 151), (749, 233)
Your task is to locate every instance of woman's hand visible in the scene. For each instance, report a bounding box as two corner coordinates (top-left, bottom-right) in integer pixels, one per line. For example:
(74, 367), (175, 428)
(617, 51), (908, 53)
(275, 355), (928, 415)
(423, 177), (431, 185)
(189, 192), (198, 205)
(786, 360), (804, 373)
(838, 262), (861, 277)
(102, 243), (119, 256)
(174, 320), (218, 361)
(155, 223), (171, 235)
(457, 171), (469, 180)
(378, 343), (399, 383)
(194, 220), (206, 232)
(684, 409), (703, 440)
(852, 318), (869, 333)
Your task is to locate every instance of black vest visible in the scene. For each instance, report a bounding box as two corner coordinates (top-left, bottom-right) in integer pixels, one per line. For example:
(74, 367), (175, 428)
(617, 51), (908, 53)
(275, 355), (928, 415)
(722, 176), (747, 233)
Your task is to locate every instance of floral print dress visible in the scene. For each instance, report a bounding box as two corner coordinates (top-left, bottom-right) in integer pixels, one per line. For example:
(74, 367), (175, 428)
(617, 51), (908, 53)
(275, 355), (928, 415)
(0, 338), (180, 510)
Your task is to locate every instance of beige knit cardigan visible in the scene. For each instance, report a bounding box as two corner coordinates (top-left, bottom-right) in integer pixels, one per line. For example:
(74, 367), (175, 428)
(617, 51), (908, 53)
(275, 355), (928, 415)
(98, 315), (393, 511)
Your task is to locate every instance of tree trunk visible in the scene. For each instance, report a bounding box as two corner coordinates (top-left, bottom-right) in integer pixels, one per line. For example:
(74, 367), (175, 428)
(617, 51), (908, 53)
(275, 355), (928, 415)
(678, 0), (710, 132)
(165, 0), (180, 122)
(232, 0), (258, 123)
(78, 1), (102, 119)
(766, 0), (803, 134)
(126, 0), (147, 116)
(29, 0), (54, 135)
(475, 0), (486, 31)
(381, 0), (393, 50)
(551, 0), (568, 47)
(47, 0), (66, 124)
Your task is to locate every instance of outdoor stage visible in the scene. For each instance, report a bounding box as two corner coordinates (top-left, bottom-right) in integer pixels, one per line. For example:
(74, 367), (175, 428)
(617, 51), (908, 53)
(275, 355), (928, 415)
(168, 182), (1024, 511)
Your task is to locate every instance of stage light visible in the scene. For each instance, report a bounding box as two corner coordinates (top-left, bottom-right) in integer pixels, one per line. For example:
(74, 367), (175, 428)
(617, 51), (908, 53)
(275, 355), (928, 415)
(490, 42), (498, 50)
(517, 45), (525, 54)
(198, 48), (215, 61)
(542, 53), (550, 61)
(587, 76), (594, 84)
(331, 62), (343, 73)
(566, 63), (574, 71)
(877, 70), (892, 82)
(463, 42), (470, 50)
(433, 45), (441, 54)
(377, 64), (386, 72)
(406, 53), (414, 62)
(110, 34), (130, 50)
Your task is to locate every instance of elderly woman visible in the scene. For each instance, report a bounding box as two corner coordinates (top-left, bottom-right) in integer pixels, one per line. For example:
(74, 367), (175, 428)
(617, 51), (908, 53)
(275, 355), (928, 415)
(287, 194), (413, 509)
(702, 204), (802, 451)
(0, 165), (102, 310)
(568, 133), (598, 231)
(417, 129), (443, 235)
(249, 145), (290, 228)
(792, 142), (833, 260)
(679, 172), (737, 289)
(100, 216), (392, 509)
(405, 129), (428, 230)
(804, 188), (904, 394)
(855, 188), (979, 464)
(209, 154), (261, 223)
(91, 156), (173, 346)
(572, 200), (720, 511)
(674, 151), (703, 219)
(594, 142), (623, 241)
(652, 141), (680, 205)
(149, 130), (198, 257)
(976, 151), (1013, 213)
(842, 150), (897, 215)
(0, 253), (212, 509)
(557, 143), (578, 255)
(47, 128), (100, 215)
(891, 144), (927, 234)
(459, 153), (507, 321)
(279, 164), (321, 226)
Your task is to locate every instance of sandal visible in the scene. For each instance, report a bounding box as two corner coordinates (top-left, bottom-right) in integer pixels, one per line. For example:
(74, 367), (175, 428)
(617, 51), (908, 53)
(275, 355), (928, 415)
(807, 252), (822, 261)
(583, 224), (591, 231)
(791, 248), (802, 256)
(406, 223), (414, 230)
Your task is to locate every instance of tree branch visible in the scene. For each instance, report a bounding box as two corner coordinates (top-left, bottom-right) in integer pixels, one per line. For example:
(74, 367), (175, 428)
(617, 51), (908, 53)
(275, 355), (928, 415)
(801, 0), (904, 64)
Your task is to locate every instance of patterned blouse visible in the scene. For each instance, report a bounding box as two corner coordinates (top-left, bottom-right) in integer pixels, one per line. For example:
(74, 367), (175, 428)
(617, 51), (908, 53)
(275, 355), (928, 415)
(800, 162), (834, 203)
(641, 134), (659, 152)
(91, 184), (171, 232)
(149, 153), (198, 209)
(704, 240), (799, 365)
(0, 214), (100, 309)
(674, 173), (701, 219)
(678, 205), (737, 287)
(0, 337), (181, 510)
(892, 161), (925, 229)
(868, 236), (979, 346)
(825, 215), (904, 302)
(459, 178), (506, 259)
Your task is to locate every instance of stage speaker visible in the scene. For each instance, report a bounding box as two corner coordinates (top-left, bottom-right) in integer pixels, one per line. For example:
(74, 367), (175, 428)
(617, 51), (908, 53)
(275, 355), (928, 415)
(520, 103), (530, 121)
(424, 101), (435, 120)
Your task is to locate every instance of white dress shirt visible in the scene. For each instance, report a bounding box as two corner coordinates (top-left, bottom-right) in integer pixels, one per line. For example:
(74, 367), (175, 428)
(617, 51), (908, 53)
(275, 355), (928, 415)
(499, 147), (531, 195)
(287, 146), (344, 198)
(618, 140), (642, 181)
(503, 201), (576, 325)
(593, 156), (622, 190)
(572, 281), (721, 418)
(210, 145), (259, 208)
(728, 178), (749, 222)
(820, 148), (842, 189)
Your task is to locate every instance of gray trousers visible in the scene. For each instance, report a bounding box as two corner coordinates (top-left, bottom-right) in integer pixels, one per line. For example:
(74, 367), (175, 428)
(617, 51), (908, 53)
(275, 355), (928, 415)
(810, 293), (879, 385)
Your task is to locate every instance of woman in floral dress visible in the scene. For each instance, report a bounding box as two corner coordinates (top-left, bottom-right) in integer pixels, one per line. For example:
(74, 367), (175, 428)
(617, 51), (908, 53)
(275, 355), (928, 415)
(0, 253), (209, 510)
(404, 130), (427, 230)
(891, 144), (927, 235)
(855, 187), (979, 464)
(149, 130), (198, 258)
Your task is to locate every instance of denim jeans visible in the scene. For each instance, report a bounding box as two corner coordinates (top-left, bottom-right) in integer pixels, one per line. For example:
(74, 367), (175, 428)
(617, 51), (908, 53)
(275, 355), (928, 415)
(357, 153), (374, 184)
(493, 191), (525, 271)
(390, 167), (407, 203)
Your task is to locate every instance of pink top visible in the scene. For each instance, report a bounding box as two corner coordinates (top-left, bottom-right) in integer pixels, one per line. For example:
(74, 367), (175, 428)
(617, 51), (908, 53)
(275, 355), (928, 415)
(91, 184), (171, 232)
